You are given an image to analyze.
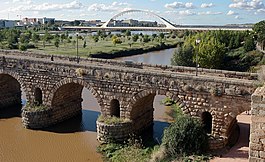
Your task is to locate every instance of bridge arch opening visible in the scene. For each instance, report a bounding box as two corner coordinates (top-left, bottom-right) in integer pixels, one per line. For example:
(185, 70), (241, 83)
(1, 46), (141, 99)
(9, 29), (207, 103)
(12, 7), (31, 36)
(0, 73), (26, 118)
(34, 87), (42, 105)
(129, 91), (181, 142)
(201, 112), (212, 134)
(50, 81), (101, 132)
(110, 99), (120, 117)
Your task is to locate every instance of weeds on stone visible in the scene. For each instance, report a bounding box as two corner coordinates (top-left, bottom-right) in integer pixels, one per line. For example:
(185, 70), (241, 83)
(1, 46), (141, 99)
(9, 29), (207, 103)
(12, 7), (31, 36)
(97, 115), (131, 125)
(23, 103), (48, 112)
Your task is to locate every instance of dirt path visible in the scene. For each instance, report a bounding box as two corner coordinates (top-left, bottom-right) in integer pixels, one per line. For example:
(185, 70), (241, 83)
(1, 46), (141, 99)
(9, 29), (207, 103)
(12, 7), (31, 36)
(211, 113), (250, 162)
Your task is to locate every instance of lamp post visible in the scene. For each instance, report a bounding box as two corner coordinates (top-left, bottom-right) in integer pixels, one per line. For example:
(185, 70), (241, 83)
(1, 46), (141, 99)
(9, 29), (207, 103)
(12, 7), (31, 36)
(195, 39), (201, 76)
(76, 32), (79, 63)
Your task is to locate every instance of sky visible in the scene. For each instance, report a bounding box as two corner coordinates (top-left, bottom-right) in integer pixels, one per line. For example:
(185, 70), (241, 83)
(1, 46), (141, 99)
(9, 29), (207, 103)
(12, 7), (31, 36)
(0, 0), (264, 25)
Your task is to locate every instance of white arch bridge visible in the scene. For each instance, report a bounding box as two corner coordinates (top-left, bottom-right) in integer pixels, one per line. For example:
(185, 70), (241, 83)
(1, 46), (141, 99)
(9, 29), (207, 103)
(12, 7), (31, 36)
(62, 9), (252, 31)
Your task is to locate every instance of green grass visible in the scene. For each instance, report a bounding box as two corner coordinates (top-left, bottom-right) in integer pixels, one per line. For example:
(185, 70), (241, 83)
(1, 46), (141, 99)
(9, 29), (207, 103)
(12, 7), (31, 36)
(27, 36), (181, 57)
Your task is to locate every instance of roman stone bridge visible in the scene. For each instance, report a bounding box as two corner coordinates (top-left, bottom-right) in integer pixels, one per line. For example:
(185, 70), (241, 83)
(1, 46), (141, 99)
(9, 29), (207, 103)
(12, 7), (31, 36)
(0, 50), (258, 150)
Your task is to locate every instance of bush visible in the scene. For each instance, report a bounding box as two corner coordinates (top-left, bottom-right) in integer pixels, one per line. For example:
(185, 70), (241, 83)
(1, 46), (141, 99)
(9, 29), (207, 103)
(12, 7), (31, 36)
(23, 103), (48, 112)
(162, 115), (208, 157)
(97, 115), (131, 125)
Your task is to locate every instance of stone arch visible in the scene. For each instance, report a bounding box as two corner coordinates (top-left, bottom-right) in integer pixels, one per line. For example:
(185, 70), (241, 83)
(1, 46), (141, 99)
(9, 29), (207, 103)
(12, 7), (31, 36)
(34, 87), (42, 105)
(126, 89), (186, 133)
(48, 78), (103, 111)
(110, 99), (120, 117)
(0, 71), (28, 108)
(201, 111), (212, 134)
(126, 89), (185, 119)
(0, 71), (26, 93)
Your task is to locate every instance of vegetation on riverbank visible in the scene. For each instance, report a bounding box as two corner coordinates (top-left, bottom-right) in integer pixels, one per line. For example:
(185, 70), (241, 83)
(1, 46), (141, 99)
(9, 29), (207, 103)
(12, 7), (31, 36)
(98, 99), (211, 162)
(171, 20), (265, 72)
(0, 28), (183, 58)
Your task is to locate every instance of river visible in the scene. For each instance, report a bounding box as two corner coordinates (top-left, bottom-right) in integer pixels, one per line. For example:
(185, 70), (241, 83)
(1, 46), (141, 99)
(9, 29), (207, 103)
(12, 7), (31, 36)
(0, 48), (176, 162)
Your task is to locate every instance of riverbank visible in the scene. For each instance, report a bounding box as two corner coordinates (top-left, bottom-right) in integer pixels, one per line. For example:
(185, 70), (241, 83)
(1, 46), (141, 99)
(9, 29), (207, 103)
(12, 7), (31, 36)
(90, 42), (180, 59)
(25, 33), (182, 59)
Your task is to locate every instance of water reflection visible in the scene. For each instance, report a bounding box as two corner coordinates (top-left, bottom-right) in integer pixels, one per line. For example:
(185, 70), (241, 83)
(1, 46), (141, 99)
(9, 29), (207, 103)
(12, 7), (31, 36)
(43, 110), (100, 133)
(0, 105), (21, 119)
(153, 121), (170, 143)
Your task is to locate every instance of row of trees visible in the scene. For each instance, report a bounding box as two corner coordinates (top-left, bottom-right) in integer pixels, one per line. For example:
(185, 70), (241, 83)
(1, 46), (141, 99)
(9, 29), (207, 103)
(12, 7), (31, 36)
(0, 27), (182, 51)
(171, 26), (262, 71)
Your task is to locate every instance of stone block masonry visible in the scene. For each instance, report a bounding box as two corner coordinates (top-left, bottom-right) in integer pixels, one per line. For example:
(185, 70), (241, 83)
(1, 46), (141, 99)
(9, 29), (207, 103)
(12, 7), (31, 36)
(250, 87), (265, 162)
(0, 50), (258, 150)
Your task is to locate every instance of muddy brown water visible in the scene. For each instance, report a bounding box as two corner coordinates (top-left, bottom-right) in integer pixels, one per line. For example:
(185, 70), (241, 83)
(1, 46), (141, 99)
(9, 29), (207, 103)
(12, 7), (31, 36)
(0, 48), (175, 162)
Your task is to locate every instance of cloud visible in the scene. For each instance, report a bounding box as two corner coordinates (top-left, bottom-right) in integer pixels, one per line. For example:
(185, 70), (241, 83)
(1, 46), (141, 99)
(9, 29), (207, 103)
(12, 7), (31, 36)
(235, 15), (243, 19)
(229, 0), (265, 10)
(165, 2), (195, 9)
(165, 10), (196, 16)
(88, 2), (130, 12)
(9, 1), (83, 12)
(201, 3), (214, 8)
(198, 11), (223, 15)
(13, 0), (32, 4)
(226, 10), (238, 15)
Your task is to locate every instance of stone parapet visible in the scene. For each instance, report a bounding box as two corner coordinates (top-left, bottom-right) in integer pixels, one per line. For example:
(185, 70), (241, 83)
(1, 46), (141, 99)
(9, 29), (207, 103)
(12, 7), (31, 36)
(0, 50), (257, 80)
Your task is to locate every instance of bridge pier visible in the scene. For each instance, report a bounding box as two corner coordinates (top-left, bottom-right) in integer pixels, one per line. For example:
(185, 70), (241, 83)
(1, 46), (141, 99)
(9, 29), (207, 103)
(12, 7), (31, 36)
(249, 87), (265, 162)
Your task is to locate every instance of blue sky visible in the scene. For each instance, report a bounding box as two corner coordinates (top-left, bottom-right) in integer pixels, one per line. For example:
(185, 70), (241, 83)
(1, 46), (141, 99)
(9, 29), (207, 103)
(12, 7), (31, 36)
(0, 0), (264, 25)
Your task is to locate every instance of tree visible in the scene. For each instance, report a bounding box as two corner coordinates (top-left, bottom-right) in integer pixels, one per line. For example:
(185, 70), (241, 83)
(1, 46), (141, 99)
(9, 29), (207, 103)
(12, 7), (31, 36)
(83, 40), (87, 48)
(125, 30), (131, 38)
(142, 34), (150, 43)
(54, 38), (60, 49)
(32, 33), (40, 43)
(19, 44), (27, 51)
(162, 115), (208, 157)
(159, 33), (165, 39)
(92, 35), (99, 43)
(197, 38), (226, 69)
(244, 35), (255, 52)
(253, 20), (265, 50)
(42, 30), (52, 48)
(112, 35), (122, 46)
(132, 34), (139, 42)
(171, 44), (195, 67)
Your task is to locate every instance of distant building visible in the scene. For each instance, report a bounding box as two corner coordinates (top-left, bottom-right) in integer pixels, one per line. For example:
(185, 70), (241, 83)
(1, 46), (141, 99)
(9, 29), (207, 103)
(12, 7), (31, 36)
(108, 19), (158, 27)
(37, 17), (55, 25)
(0, 20), (15, 28)
(86, 20), (103, 27)
(139, 21), (157, 27)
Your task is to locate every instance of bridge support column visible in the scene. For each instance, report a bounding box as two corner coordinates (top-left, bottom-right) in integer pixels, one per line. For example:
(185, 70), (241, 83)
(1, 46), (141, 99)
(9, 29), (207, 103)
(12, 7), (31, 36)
(22, 83), (83, 129)
(249, 87), (265, 162)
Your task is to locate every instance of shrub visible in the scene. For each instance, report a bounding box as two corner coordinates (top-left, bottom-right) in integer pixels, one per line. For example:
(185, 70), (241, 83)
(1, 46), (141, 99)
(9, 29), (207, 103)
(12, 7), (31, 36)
(162, 115), (208, 157)
(75, 68), (86, 76)
(23, 103), (48, 112)
(97, 115), (131, 125)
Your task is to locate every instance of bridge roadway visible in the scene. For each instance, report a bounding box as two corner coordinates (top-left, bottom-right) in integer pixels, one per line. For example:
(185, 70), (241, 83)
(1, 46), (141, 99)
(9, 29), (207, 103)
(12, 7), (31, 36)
(0, 50), (257, 83)
(61, 26), (252, 32)
(0, 50), (257, 150)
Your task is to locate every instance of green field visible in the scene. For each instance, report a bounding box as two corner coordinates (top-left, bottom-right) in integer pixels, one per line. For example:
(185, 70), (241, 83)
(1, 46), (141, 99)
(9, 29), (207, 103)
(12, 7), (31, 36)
(28, 34), (181, 58)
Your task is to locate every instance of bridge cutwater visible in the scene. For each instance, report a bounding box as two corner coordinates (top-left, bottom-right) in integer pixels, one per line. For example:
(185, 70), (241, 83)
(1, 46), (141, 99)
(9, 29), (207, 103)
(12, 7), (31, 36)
(0, 50), (258, 150)
(61, 9), (252, 32)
